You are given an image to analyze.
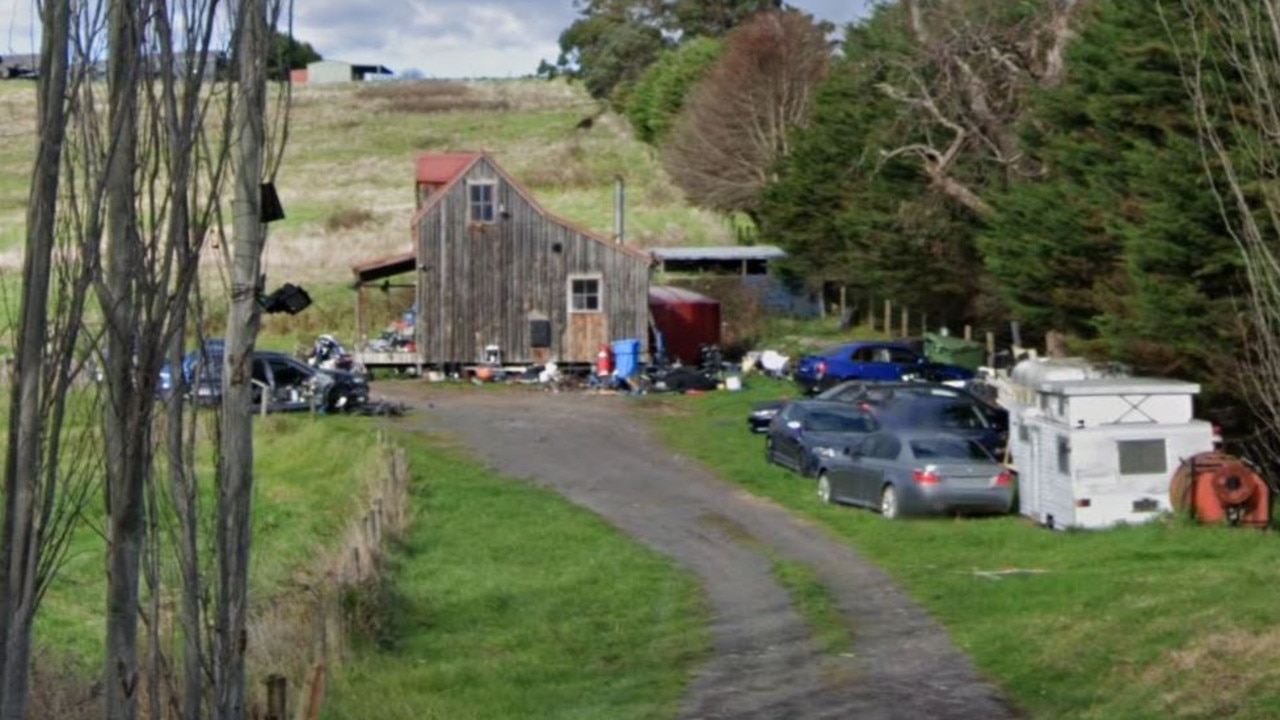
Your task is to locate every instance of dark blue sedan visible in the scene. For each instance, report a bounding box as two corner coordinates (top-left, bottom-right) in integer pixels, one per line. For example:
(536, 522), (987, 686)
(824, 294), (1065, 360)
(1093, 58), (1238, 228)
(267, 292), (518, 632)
(793, 341), (973, 394)
(764, 400), (879, 477)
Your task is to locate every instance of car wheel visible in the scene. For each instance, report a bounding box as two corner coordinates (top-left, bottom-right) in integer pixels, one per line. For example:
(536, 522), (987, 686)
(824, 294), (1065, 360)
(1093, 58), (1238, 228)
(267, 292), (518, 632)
(817, 474), (833, 504)
(799, 453), (813, 478)
(880, 484), (900, 520)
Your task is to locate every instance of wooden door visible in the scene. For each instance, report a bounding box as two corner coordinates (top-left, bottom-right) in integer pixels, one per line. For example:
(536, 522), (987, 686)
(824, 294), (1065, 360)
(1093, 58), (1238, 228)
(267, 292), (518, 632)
(566, 313), (608, 364)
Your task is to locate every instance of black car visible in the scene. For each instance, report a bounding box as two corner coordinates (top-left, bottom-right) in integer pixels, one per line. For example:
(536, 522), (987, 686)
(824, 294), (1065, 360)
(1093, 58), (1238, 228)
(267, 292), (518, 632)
(165, 344), (369, 413)
(857, 385), (1008, 457)
(750, 380), (1007, 455)
(764, 400), (879, 477)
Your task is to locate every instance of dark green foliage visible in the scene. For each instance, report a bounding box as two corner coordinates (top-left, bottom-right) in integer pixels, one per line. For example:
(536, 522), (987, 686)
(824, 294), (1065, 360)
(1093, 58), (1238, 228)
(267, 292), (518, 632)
(979, 0), (1243, 394)
(626, 38), (723, 144)
(667, 0), (784, 37)
(761, 9), (991, 326)
(545, 0), (786, 105)
(551, 10), (670, 102)
(268, 31), (320, 81)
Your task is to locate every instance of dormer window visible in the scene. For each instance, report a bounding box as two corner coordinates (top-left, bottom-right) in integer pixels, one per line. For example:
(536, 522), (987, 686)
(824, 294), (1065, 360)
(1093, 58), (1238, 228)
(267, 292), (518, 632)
(469, 181), (496, 223)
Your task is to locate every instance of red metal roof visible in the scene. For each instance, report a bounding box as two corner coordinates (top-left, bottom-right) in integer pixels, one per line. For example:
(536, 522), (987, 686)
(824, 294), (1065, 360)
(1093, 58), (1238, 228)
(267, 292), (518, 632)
(415, 152), (482, 185)
(649, 285), (719, 306)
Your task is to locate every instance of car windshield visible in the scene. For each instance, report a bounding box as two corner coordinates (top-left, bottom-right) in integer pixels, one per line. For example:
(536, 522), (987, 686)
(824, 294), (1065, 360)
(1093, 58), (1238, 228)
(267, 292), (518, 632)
(909, 437), (992, 461)
(805, 409), (875, 433)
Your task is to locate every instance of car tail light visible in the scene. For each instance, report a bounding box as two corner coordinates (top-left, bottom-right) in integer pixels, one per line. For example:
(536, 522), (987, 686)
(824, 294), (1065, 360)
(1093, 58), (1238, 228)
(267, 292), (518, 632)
(994, 471), (1012, 487)
(913, 469), (941, 485)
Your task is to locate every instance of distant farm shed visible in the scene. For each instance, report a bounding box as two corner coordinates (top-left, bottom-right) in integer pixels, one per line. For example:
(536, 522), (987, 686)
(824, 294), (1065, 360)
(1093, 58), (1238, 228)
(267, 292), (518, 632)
(305, 59), (393, 84)
(352, 152), (653, 368)
(649, 286), (720, 365)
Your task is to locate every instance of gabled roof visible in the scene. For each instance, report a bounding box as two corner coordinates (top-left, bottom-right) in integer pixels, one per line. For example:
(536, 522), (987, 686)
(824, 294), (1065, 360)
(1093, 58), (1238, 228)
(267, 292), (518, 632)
(410, 151), (652, 263)
(416, 152), (483, 185)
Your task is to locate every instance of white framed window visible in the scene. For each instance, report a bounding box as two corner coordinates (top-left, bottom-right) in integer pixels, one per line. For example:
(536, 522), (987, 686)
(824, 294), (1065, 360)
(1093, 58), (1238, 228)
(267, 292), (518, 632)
(468, 181), (496, 223)
(1057, 435), (1070, 475)
(568, 275), (602, 313)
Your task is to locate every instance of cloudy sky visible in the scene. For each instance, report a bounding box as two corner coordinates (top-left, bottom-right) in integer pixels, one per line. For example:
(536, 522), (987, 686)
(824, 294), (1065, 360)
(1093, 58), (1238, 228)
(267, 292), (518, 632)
(2, 1), (877, 79)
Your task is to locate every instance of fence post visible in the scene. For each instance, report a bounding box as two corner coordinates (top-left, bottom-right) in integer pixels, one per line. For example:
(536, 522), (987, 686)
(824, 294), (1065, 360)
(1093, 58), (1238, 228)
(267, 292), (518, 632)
(986, 331), (996, 367)
(900, 307), (908, 338)
(883, 300), (891, 337)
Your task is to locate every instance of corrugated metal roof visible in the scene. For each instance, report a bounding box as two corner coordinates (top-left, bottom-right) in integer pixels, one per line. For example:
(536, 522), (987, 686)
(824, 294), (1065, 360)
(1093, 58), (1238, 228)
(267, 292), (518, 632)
(650, 246), (786, 261)
(416, 152), (482, 185)
(649, 285), (718, 305)
(351, 250), (416, 283)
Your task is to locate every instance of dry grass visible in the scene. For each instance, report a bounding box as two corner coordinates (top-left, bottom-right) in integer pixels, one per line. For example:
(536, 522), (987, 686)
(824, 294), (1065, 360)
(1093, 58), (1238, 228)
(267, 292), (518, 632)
(324, 207), (378, 232)
(1142, 627), (1280, 718)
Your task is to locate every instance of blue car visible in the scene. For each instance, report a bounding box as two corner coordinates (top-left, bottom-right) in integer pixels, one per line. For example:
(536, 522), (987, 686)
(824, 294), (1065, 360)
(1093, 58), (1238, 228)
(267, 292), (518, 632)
(794, 341), (973, 394)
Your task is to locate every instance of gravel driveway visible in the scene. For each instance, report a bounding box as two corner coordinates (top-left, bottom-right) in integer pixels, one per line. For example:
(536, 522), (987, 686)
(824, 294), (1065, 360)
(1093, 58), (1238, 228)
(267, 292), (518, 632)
(382, 385), (1016, 720)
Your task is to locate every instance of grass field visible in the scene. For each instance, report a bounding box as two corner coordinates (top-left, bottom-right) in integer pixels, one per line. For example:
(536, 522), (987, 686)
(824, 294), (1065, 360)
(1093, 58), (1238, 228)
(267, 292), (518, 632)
(321, 433), (709, 720)
(0, 78), (732, 346)
(33, 412), (386, 671)
(645, 377), (1280, 720)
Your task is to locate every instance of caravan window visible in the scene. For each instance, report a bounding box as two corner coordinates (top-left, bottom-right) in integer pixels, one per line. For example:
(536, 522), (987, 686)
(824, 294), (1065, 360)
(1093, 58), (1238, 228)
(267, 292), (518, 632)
(1118, 439), (1166, 475)
(1057, 435), (1070, 475)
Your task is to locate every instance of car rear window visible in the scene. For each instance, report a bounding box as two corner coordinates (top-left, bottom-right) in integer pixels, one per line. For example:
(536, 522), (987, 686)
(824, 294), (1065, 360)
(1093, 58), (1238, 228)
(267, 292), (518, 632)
(806, 409), (876, 433)
(909, 437), (992, 461)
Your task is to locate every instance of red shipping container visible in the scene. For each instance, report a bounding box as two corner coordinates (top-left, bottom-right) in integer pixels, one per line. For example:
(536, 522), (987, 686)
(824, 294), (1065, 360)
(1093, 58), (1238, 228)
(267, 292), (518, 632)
(649, 286), (721, 365)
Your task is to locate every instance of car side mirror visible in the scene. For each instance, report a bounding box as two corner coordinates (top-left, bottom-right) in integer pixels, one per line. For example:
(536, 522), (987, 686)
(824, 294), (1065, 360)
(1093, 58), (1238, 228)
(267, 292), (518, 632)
(786, 420), (803, 432)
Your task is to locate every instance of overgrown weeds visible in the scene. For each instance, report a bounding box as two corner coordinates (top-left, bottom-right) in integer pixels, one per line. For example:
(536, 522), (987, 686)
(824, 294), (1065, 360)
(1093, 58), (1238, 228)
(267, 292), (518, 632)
(325, 207), (377, 233)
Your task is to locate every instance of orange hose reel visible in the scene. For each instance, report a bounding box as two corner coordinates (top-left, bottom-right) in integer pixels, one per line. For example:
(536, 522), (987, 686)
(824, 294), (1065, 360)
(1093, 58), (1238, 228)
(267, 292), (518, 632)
(1170, 451), (1272, 528)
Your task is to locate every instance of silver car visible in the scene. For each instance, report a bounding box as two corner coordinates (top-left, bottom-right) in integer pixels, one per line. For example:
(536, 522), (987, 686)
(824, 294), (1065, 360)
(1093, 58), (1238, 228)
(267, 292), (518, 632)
(815, 430), (1013, 519)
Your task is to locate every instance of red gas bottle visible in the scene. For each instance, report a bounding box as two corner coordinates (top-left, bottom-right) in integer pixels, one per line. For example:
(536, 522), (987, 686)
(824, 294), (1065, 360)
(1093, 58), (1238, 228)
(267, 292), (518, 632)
(595, 343), (614, 376)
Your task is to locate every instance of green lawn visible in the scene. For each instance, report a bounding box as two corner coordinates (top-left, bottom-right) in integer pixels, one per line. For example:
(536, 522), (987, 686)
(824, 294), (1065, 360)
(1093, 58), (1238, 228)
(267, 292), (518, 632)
(321, 434), (709, 720)
(644, 377), (1280, 720)
(35, 412), (384, 670)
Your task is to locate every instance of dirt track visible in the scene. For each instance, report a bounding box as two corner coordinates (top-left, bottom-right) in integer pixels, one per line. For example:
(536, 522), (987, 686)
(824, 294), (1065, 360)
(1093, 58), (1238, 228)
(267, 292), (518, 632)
(383, 385), (1016, 719)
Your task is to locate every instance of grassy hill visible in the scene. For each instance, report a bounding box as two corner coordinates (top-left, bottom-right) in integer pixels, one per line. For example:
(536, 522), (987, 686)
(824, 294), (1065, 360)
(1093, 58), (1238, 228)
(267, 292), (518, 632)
(0, 78), (732, 286)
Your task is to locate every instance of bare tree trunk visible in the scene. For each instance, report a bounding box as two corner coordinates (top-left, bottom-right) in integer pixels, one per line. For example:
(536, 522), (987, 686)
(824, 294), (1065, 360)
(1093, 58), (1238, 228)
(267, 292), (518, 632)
(218, 0), (268, 715)
(102, 0), (145, 716)
(0, 1), (73, 718)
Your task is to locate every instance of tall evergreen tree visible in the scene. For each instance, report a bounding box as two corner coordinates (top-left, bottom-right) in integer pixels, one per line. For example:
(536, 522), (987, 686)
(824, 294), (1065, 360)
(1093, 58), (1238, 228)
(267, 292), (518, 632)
(979, 0), (1242, 394)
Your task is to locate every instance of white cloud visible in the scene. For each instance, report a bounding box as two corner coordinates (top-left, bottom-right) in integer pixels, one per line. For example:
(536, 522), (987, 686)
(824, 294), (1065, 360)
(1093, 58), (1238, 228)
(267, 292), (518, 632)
(2, 0), (877, 79)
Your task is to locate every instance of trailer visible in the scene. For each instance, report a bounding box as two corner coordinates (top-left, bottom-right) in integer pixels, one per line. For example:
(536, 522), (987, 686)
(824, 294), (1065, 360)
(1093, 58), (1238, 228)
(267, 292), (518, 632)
(1006, 360), (1215, 530)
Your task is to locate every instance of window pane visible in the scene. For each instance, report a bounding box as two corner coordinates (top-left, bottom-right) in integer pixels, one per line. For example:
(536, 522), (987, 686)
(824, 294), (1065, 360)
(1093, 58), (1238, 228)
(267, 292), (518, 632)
(1057, 435), (1070, 474)
(570, 278), (600, 311)
(469, 183), (495, 223)
(1118, 439), (1166, 475)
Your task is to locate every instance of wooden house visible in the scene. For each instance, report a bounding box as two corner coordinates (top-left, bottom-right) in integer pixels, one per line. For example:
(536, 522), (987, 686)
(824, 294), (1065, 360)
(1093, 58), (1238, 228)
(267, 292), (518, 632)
(353, 152), (652, 370)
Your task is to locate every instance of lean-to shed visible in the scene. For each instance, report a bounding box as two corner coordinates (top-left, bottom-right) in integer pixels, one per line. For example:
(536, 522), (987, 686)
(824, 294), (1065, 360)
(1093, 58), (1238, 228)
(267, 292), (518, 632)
(357, 152), (652, 369)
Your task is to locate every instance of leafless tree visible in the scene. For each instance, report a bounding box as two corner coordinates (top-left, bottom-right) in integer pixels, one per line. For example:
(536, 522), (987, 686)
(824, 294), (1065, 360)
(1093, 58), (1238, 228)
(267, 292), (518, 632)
(877, 0), (1081, 218)
(1174, 0), (1280, 465)
(662, 9), (830, 218)
(0, 0), (284, 716)
(216, 0), (271, 715)
(0, 1), (101, 718)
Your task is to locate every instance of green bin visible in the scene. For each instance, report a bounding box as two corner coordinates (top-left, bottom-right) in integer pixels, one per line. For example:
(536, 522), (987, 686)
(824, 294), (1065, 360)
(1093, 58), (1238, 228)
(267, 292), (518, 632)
(923, 332), (985, 371)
